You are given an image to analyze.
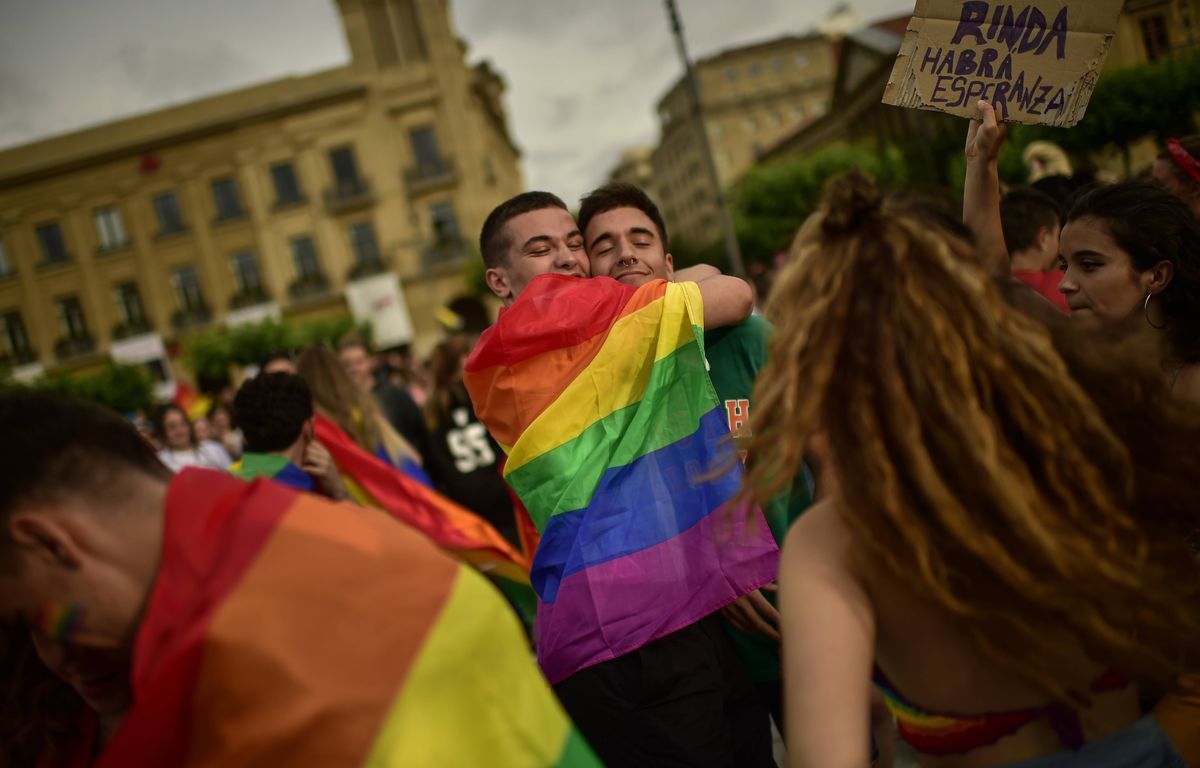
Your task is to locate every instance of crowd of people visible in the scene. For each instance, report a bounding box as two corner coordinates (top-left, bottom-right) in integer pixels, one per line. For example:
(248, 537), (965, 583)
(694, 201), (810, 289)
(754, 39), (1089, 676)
(1, 103), (1199, 768)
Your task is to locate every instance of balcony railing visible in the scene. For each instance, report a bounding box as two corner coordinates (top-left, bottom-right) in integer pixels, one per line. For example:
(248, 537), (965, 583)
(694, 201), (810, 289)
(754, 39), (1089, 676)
(421, 239), (469, 270)
(272, 193), (308, 212)
(0, 348), (38, 367)
(37, 253), (73, 270)
(53, 335), (96, 361)
(213, 209), (248, 225)
(323, 178), (374, 213)
(287, 273), (332, 301)
(346, 257), (387, 281)
(96, 240), (133, 256)
(404, 157), (457, 194)
(154, 225), (189, 241)
(112, 319), (154, 340)
(229, 286), (271, 310)
(171, 304), (213, 331)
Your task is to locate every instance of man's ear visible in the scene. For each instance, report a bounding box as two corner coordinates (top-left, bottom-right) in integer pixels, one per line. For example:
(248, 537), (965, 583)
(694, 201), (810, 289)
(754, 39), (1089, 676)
(664, 251), (675, 280)
(9, 513), (83, 570)
(1033, 225), (1050, 251)
(485, 267), (512, 303)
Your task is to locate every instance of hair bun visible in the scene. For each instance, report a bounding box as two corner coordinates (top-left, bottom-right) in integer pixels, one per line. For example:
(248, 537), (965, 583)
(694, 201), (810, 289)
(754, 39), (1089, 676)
(822, 171), (883, 234)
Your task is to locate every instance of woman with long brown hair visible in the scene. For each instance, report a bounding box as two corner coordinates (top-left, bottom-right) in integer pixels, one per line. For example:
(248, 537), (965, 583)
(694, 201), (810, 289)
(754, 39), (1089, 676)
(748, 171), (1200, 767)
(295, 343), (430, 485)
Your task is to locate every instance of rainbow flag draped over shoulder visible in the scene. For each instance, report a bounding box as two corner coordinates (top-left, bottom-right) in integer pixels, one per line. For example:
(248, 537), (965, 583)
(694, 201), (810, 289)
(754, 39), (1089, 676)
(314, 414), (536, 626)
(465, 274), (779, 684)
(97, 469), (597, 768)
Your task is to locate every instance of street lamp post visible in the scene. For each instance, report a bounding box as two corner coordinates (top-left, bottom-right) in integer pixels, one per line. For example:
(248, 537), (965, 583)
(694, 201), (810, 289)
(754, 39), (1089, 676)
(664, 0), (746, 278)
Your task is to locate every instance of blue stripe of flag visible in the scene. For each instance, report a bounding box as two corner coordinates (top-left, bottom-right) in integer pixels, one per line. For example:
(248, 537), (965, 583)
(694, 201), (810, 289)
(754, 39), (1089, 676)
(531, 407), (741, 603)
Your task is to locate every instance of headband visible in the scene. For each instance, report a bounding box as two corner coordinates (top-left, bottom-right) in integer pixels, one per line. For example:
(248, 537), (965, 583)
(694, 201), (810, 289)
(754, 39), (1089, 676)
(1167, 138), (1200, 184)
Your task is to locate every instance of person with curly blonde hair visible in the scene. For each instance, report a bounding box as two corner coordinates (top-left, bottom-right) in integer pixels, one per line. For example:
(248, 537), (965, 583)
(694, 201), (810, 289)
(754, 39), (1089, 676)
(747, 170), (1200, 767)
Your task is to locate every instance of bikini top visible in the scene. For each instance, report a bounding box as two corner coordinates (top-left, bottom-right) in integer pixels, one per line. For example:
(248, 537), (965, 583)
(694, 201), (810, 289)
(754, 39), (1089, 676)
(873, 667), (1127, 756)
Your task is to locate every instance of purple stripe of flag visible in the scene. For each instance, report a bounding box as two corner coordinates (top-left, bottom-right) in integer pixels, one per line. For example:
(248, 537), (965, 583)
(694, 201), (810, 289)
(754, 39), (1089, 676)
(535, 500), (778, 684)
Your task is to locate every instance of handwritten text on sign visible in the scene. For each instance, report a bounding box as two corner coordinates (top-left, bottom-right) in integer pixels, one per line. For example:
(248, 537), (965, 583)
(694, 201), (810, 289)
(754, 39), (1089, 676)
(883, 1), (1124, 127)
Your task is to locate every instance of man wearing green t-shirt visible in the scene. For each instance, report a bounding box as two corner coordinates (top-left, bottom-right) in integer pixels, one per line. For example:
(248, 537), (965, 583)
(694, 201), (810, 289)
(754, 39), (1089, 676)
(578, 182), (811, 731)
(230, 371), (349, 500)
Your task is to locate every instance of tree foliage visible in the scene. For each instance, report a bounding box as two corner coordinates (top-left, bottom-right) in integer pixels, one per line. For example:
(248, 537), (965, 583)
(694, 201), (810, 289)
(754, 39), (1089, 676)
(182, 316), (370, 386)
(730, 142), (911, 267)
(1014, 54), (1200, 173)
(1, 363), (156, 415)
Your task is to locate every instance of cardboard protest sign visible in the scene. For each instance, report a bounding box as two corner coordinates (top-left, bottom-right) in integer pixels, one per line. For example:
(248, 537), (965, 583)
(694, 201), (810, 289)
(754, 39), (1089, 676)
(883, 1), (1124, 127)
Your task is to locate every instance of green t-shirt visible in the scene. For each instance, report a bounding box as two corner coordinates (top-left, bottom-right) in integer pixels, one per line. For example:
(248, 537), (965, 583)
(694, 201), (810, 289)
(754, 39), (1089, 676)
(705, 314), (813, 682)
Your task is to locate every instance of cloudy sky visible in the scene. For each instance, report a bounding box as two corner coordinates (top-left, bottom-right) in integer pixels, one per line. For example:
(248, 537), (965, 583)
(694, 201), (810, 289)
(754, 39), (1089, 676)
(0, 0), (912, 205)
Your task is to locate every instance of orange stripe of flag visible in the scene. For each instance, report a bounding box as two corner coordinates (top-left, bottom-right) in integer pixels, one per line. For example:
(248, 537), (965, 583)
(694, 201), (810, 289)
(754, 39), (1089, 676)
(465, 283), (664, 449)
(186, 493), (462, 767)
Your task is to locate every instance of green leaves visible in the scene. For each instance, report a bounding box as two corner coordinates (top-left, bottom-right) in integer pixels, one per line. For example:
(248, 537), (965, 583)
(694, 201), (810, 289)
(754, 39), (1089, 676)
(1, 364), (156, 415)
(181, 317), (371, 384)
(730, 142), (911, 267)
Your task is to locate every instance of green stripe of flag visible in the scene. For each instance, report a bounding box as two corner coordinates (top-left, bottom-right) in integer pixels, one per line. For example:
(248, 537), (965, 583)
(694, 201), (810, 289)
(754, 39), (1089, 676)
(555, 727), (602, 767)
(506, 337), (717, 529)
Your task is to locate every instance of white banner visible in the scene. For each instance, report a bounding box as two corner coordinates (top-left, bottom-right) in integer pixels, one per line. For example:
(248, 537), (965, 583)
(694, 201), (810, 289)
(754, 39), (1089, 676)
(344, 272), (414, 348)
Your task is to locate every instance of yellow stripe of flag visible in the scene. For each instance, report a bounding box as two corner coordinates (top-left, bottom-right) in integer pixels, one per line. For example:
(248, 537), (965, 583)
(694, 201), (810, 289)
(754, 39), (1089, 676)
(504, 281), (703, 476)
(364, 565), (580, 767)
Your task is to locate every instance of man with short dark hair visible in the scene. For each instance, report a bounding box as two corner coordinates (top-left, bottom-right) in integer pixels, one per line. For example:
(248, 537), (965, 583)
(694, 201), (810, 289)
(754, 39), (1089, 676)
(580, 181), (808, 736)
(468, 190), (777, 766)
(0, 391), (600, 766)
(479, 191), (590, 302)
(231, 372), (348, 499)
(1001, 187), (1068, 313)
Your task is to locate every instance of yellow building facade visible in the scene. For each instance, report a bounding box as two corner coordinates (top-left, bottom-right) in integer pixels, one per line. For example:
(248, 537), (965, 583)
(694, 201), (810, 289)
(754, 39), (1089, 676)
(650, 34), (836, 249)
(1108, 0), (1200, 69)
(0, 0), (522, 382)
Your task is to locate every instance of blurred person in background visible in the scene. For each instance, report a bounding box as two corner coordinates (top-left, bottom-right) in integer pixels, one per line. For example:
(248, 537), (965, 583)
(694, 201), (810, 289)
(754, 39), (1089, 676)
(422, 337), (517, 546)
(151, 403), (232, 473)
(206, 401), (244, 461)
(1000, 188), (1068, 313)
(298, 343), (431, 486)
(336, 334), (430, 465)
(259, 348), (297, 376)
(231, 372), (348, 500)
(1154, 136), (1200, 218)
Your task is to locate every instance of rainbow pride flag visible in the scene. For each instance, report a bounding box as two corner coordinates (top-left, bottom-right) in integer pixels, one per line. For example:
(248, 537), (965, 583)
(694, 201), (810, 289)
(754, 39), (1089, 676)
(465, 274), (778, 683)
(314, 414), (536, 626)
(97, 469), (597, 767)
(229, 452), (315, 492)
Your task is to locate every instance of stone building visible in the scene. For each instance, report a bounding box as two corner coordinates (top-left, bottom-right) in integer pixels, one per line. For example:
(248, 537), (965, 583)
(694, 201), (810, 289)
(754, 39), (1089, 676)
(650, 34), (836, 249)
(0, 0), (522, 383)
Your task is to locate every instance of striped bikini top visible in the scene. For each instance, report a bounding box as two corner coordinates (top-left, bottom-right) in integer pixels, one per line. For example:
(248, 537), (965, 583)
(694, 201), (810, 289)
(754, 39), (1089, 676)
(873, 667), (1127, 756)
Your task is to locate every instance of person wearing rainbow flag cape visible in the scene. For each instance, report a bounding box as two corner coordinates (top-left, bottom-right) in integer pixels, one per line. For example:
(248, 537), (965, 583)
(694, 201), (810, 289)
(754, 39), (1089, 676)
(578, 182), (814, 737)
(466, 191), (780, 766)
(0, 391), (598, 767)
(229, 371), (350, 499)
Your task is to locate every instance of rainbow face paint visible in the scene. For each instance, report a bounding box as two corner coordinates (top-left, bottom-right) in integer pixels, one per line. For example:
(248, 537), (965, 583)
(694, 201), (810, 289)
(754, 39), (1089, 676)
(37, 602), (84, 644)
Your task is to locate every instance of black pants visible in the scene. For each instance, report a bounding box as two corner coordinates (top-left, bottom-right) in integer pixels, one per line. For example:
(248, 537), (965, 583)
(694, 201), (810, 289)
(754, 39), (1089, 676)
(553, 615), (776, 767)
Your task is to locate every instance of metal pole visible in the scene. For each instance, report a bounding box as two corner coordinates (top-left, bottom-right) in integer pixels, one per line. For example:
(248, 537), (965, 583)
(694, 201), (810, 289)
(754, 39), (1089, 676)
(664, 0), (746, 278)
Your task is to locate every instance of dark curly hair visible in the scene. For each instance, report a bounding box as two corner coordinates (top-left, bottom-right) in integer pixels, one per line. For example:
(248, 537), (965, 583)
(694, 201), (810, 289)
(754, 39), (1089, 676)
(233, 373), (314, 453)
(577, 182), (669, 251)
(1067, 182), (1200, 363)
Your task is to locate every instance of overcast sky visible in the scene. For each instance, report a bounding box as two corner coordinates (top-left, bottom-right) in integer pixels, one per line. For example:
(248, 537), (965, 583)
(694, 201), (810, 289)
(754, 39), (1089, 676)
(0, 0), (913, 206)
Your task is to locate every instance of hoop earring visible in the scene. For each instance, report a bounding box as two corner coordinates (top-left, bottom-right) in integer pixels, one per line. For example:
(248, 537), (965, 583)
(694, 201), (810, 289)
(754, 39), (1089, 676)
(1144, 292), (1168, 330)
